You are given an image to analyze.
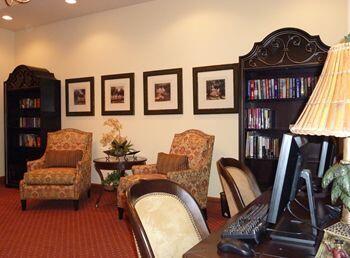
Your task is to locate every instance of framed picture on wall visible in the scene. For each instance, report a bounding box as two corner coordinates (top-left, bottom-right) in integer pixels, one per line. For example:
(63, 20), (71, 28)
(143, 68), (183, 115)
(65, 77), (95, 116)
(193, 63), (239, 114)
(101, 73), (135, 115)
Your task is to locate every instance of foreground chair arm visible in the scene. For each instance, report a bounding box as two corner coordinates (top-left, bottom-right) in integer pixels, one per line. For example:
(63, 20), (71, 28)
(167, 167), (210, 210)
(132, 164), (158, 175)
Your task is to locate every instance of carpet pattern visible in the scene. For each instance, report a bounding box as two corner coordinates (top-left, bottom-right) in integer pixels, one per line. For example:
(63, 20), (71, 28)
(0, 184), (226, 257)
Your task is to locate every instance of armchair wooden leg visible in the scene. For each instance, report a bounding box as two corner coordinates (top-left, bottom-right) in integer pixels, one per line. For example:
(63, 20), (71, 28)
(201, 208), (207, 220)
(73, 200), (79, 211)
(118, 208), (124, 220)
(87, 188), (91, 198)
(21, 200), (26, 211)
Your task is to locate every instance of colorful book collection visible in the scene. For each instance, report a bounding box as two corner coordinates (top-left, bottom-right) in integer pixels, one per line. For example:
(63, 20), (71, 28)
(19, 134), (41, 148)
(247, 76), (318, 100)
(19, 98), (40, 109)
(19, 117), (40, 128)
(245, 132), (279, 159)
(247, 108), (274, 129)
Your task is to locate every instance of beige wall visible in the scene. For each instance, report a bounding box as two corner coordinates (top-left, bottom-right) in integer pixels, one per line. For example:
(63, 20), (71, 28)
(348, 0), (350, 31)
(0, 28), (15, 177)
(13, 0), (347, 196)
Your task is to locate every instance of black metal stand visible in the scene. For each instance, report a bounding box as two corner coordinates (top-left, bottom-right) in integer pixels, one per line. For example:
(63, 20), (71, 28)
(269, 169), (317, 246)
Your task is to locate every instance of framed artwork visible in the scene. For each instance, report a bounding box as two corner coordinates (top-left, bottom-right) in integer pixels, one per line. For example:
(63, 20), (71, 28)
(143, 68), (183, 115)
(101, 73), (135, 115)
(193, 63), (239, 114)
(65, 77), (95, 116)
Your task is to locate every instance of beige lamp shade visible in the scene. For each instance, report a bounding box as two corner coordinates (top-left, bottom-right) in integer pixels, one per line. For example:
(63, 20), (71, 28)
(291, 42), (350, 137)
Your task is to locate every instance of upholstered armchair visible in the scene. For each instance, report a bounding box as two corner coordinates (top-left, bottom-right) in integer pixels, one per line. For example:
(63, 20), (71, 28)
(20, 128), (92, 210)
(117, 129), (215, 219)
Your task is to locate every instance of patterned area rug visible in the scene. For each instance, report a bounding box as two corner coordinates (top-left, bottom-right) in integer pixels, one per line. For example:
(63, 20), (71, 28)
(0, 184), (226, 257)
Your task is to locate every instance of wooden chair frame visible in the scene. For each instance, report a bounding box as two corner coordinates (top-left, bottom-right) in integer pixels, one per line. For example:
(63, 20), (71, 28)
(217, 157), (260, 212)
(126, 179), (209, 258)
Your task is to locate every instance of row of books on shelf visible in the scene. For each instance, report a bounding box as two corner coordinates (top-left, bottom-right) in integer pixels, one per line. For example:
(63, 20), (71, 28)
(19, 134), (41, 148)
(245, 132), (280, 159)
(247, 76), (318, 100)
(20, 98), (40, 109)
(247, 108), (274, 129)
(19, 117), (40, 128)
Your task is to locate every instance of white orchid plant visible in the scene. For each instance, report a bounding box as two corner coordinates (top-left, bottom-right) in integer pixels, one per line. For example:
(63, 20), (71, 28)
(100, 118), (133, 156)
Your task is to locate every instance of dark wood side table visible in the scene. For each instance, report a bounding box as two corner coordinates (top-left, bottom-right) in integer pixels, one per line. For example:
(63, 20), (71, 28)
(93, 156), (147, 207)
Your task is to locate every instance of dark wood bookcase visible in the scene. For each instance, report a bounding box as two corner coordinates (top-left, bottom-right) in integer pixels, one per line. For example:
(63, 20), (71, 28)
(4, 65), (61, 187)
(239, 28), (330, 191)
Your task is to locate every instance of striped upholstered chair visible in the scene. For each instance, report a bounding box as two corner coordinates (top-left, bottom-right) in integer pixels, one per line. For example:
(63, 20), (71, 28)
(20, 128), (92, 210)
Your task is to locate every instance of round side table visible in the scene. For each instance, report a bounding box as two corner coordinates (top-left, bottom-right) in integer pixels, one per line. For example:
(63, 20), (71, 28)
(93, 156), (147, 207)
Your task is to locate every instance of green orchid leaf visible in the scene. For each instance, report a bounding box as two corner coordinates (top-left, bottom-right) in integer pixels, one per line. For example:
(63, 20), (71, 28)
(322, 163), (348, 188)
(331, 183), (342, 204)
(340, 193), (350, 211)
(336, 174), (350, 196)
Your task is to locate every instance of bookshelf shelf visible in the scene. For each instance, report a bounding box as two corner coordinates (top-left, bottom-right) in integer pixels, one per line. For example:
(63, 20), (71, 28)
(246, 128), (290, 132)
(4, 65), (61, 187)
(239, 28), (330, 191)
(247, 97), (308, 103)
(245, 157), (279, 161)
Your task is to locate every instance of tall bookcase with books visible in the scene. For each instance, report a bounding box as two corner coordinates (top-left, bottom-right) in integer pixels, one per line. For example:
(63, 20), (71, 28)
(4, 65), (61, 187)
(239, 28), (330, 191)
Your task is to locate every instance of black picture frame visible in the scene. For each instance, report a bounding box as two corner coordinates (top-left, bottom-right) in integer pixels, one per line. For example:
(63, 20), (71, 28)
(65, 77), (95, 116)
(101, 73), (135, 116)
(143, 68), (183, 115)
(193, 63), (239, 114)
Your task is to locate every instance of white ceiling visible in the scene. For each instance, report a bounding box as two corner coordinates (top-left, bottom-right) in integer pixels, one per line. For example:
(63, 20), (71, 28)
(0, 0), (154, 31)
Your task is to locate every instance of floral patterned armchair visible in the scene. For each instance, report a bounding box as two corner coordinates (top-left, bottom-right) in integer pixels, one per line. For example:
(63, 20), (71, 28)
(117, 129), (215, 219)
(20, 128), (92, 210)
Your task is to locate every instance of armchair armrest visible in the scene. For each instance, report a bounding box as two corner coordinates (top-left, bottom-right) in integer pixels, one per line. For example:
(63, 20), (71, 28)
(132, 164), (158, 175)
(27, 155), (46, 171)
(166, 167), (210, 209)
(74, 154), (92, 198)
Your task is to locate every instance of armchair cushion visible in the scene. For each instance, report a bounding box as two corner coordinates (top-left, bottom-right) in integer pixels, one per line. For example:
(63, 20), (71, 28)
(156, 152), (189, 175)
(45, 150), (83, 168)
(24, 168), (76, 185)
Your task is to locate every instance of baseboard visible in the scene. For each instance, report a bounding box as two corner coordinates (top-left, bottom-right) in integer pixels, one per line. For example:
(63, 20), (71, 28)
(207, 196), (220, 203)
(0, 176), (5, 184)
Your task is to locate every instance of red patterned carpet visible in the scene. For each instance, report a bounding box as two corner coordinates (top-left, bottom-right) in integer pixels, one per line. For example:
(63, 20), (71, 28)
(0, 184), (226, 257)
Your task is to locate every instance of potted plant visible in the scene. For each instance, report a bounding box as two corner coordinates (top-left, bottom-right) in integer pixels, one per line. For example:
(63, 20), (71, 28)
(102, 170), (123, 191)
(100, 118), (134, 158)
(322, 162), (350, 224)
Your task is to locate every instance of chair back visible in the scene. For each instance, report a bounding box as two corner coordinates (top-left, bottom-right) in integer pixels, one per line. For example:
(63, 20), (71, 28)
(126, 179), (209, 258)
(169, 129), (214, 170)
(217, 157), (261, 217)
(46, 128), (92, 158)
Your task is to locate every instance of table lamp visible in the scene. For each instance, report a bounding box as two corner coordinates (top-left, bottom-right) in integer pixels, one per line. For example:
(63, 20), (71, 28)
(290, 39), (350, 224)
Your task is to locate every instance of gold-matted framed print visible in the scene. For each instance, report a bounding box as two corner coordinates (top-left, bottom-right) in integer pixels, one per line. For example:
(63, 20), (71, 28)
(65, 77), (94, 116)
(101, 73), (134, 116)
(193, 63), (239, 114)
(143, 68), (183, 115)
